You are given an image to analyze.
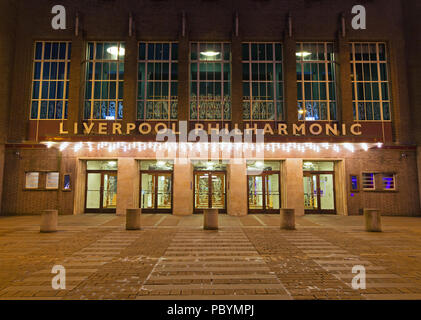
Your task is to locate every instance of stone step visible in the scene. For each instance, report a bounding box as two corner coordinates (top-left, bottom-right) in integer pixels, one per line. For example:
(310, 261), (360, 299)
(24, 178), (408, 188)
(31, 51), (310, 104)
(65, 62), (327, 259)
(136, 294), (291, 300)
(147, 274), (277, 280)
(141, 283), (287, 290)
(152, 267), (271, 272)
(157, 261), (266, 266)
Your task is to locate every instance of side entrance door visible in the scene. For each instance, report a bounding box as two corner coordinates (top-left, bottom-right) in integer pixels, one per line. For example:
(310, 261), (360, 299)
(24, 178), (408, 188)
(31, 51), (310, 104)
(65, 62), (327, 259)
(85, 171), (117, 213)
(303, 172), (336, 214)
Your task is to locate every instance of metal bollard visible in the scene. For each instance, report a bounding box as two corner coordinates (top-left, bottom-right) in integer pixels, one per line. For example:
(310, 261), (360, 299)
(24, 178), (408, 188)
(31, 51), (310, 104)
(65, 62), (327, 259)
(40, 210), (58, 233)
(280, 208), (296, 230)
(364, 208), (382, 232)
(203, 209), (218, 230)
(126, 208), (142, 230)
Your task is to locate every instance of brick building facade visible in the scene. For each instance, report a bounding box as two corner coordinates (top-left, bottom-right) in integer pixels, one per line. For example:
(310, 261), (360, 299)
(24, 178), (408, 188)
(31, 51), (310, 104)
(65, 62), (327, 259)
(0, 0), (420, 216)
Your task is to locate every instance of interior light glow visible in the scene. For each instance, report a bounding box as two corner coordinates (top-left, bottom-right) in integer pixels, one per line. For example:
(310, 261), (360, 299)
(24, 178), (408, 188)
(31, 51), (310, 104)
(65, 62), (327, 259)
(200, 51), (220, 57)
(296, 51), (311, 57)
(255, 161), (264, 168)
(106, 46), (125, 56)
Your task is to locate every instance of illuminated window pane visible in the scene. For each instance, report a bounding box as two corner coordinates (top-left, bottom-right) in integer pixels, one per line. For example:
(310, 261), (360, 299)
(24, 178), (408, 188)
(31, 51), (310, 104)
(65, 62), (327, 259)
(137, 42), (178, 120)
(242, 43), (283, 121)
(30, 42), (71, 120)
(296, 42), (337, 121)
(84, 42), (125, 120)
(350, 42), (391, 121)
(190, 42), (231, 120)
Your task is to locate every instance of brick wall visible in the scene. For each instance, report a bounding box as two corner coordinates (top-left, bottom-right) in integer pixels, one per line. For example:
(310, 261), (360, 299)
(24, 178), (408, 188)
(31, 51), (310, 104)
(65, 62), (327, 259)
(1, 147), (75, 215)
(0, 0), (420, 216)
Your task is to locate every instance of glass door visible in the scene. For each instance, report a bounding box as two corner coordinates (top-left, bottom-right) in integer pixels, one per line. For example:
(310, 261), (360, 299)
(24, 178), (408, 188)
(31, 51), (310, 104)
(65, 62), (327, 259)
(85, 171), (117, 213)
(248, 176), (264, 210)
(211, 172), (225, 210)
(248, 172), (280, 213)
(319, 174), (335, 212)
(140, 173), (155, 210)
(140, 171), (172, 213)
(157, 173), (172, 210)
(265, 173), (280, 211)
(103, 173), (117, 209)
(194, 171), (226, 213)
(303, 173), (318, 212)
(194, 172), (210, 210)
(303, 172), (335, 214)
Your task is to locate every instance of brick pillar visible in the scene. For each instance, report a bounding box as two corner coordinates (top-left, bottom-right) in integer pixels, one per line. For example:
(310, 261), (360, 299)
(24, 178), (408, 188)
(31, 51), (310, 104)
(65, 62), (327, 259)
(231, 35), (243, 130)
(227, 159), (247, 216)
(67, 35), (84, 134)
(122, 36), (138, 127)
(337, 34), (353, 125)
(177, 35), (189, 122)
(173, 160), (193, 215)
(388, 38), (412, 145)
(418, 147), (421, 211)
(283, 159), (304, 216)
(116, 158), (137, 215)
(283, 35), (298, 124)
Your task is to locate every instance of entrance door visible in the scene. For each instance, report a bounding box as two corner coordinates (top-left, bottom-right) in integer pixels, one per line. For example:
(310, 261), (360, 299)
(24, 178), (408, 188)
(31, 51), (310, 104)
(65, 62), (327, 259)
(194, 171), (226, 213)
(140, 171), (173, 213)
(85, 172), (117, 213)
(248, 172), (280, 213)
(303, 172), (335, 214)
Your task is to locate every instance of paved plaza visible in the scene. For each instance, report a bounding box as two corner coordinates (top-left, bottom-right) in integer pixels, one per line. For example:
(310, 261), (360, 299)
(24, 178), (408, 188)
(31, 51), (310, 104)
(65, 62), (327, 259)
(1, 214), (421, 300)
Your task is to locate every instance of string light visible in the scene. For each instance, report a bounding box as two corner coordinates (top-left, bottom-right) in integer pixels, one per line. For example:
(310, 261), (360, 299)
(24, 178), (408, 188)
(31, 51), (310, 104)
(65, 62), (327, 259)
(47, 141), (381, 155)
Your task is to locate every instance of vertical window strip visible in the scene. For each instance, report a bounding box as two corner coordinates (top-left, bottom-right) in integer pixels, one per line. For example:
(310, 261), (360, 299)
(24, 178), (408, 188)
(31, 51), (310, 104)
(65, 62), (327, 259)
(189, 42), (231, 121)
(84, 42), (125, 120)
(296, 42), (337, 121)
(31, 41), (71, 120)
(242, 43), (283, 121)
(350, 42), (391, 121)
(137, 42), (178, 121)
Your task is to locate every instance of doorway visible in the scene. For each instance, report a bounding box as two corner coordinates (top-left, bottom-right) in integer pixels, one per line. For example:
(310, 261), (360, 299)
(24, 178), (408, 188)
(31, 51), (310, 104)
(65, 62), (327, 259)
(303, 171), (336, 214)
(140, 171), (173, 213)
(85, 171), (118, 213)
(247, 172), (280, 213)
(194, 171), (227, 213)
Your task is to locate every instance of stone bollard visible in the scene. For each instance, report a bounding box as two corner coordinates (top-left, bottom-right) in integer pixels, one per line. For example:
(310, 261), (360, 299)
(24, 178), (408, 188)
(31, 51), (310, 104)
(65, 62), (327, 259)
(40, 210), (58, 233)
(203, 209), (218, 230)
(280, 208), (296, 230)
(126, 208), (142, 230)
(364, 208), (382, 232)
